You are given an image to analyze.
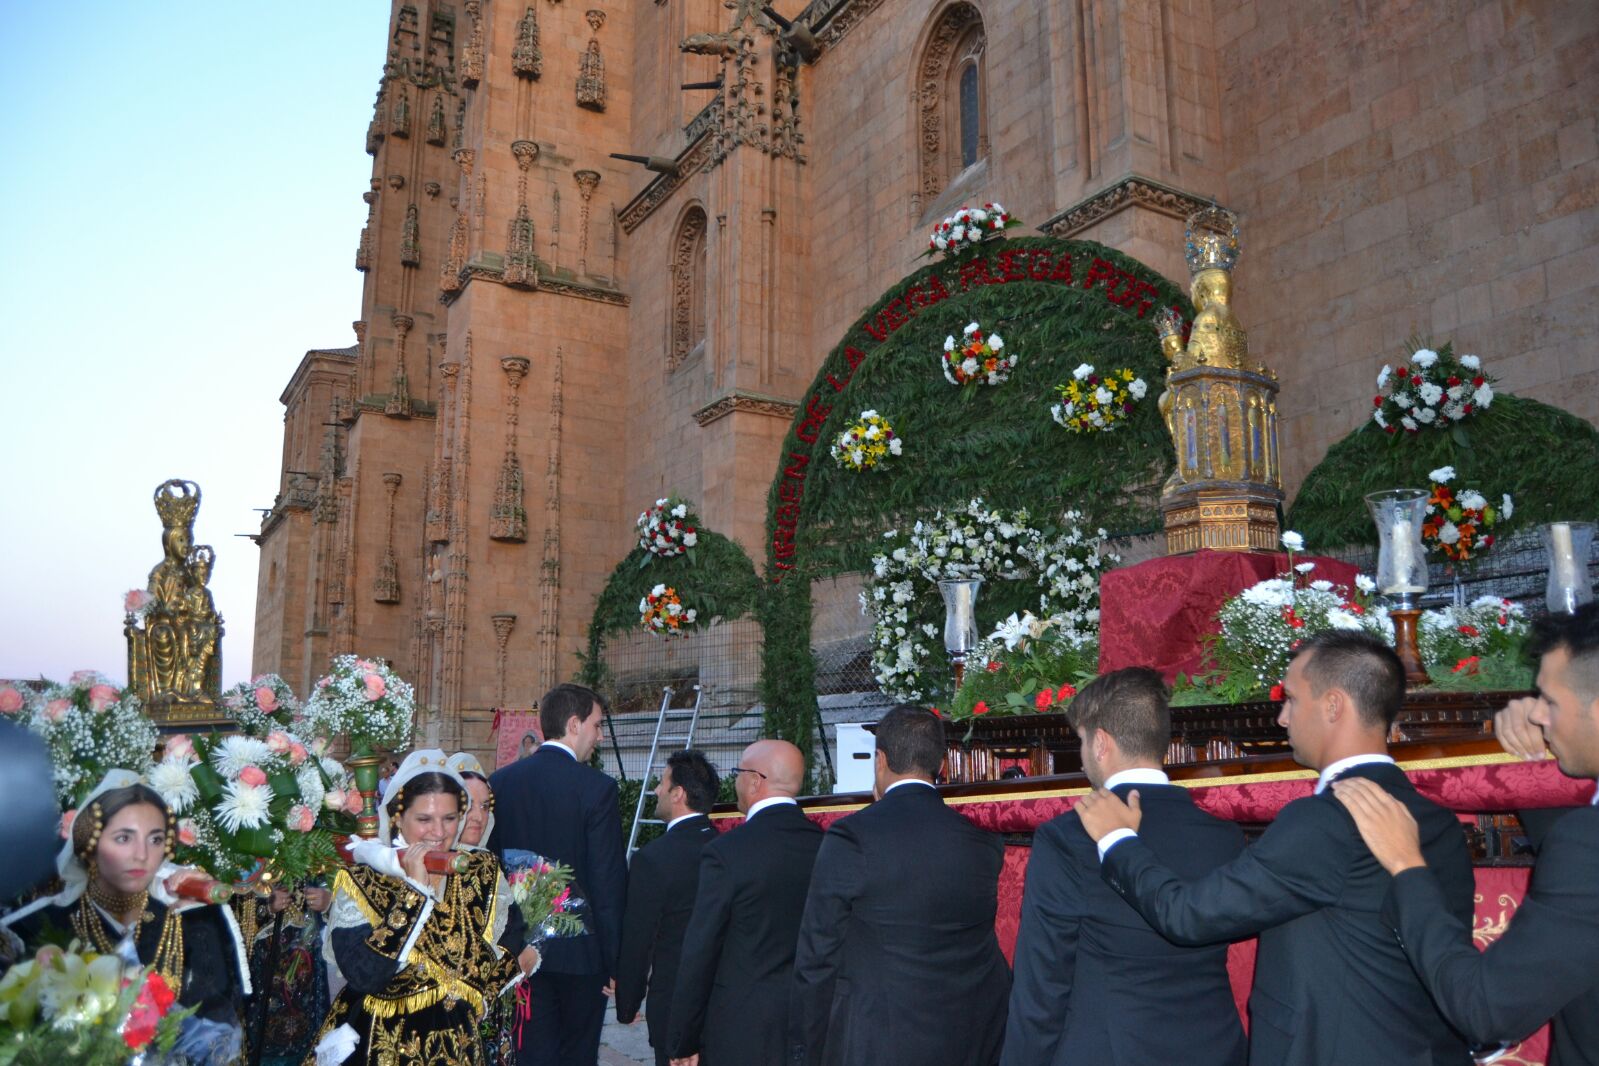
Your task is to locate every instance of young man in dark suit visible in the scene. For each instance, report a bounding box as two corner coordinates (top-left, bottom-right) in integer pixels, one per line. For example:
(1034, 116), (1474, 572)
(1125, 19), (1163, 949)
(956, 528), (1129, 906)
(1077, 630), (1476, 1066)
(788, 704), (1010, 1066)
(667, 740), (822, 1066)
(615, 750), (721, 1066)
(1002, 669), (1246, 1066)
(1334, 602), (1599, 1066)
(488, 683), (628, 1066)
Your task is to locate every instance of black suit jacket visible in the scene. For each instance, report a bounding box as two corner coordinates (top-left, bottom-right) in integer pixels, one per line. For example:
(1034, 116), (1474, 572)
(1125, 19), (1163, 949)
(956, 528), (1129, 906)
(668, 801), (823, 1064)
(488, 745), (627, 977)
(1003, 781), (1247, 1066)
(1384, 803), (1599, 1066)
(1101, 761), (1476, 1066)
(789, 783), (1010, 1066)
(615, 813), (718, 1050)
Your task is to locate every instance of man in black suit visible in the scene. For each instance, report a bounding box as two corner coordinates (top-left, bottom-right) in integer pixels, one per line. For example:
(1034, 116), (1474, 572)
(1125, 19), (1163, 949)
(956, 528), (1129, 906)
(489, 683), (628, 1066)
(668, 740), (822, 1066)
(1002, 669), (1246, 1066)
(1076, 630), (1476, 1066)
(1333, 602), (1599, 1066)
(789, 705), (1010, 1066)
(616, 750), (720, 1066)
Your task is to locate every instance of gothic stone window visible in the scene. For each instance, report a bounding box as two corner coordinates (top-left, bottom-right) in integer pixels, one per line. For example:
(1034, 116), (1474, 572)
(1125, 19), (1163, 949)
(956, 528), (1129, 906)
(918, 3), (987, 205)
(669, 206), (708, 371)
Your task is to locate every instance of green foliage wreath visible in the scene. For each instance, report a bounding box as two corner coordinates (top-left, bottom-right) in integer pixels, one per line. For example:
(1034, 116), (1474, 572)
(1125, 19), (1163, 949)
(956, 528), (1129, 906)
(759, 236), (1192, 752)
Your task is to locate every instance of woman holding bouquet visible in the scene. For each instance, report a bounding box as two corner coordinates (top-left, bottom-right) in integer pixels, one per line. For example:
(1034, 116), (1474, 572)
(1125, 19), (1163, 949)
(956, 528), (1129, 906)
(310, 749), (540, 1066)
(0, 769), (249, 1066)
(448, 751), (519, 1066)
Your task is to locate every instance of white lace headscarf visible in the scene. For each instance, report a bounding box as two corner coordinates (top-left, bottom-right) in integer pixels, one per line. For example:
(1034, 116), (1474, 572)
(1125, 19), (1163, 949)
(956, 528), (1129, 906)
(376, 749), (469, 848)
(446, 752), (494, 850)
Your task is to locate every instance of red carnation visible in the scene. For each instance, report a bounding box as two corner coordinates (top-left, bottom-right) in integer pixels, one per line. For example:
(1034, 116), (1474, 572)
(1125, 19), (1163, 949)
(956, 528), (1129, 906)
(1447, 376), (1461, 386)
(1385, 425), (1397, 434)
(985, 660), (1002, 673)
(1269, 683), (1285, 702)
(1412, 374), (1423, 385)
(1035, 689), (1054, 711)
(1472, 376), (1485, 387)
(973, 701), (991, 716)
(1373, 396), (1384, 407)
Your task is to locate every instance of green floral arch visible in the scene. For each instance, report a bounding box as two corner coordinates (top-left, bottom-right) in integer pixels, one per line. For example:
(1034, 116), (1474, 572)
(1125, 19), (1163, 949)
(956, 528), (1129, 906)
(578, 529), (763, 689)
(1286, 392), (1599, 547)
(758, 235), (1193, 747)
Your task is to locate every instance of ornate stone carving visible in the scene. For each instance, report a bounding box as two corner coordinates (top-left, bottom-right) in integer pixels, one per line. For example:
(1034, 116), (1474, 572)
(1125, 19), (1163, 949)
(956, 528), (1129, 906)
(387, 174), (406, 191)
(374, 472), (403, 602)
(685, 96), (724, 145)
(441, 195), (467, 294)
(917, 3), (982, 203)
(505, 142), (542, 288)
(390, 82), (412, 138)
(513, 6), (542, 79)
(1041, 175), (1215, 238)
(401, 203), (421, 266)
(537, 347), (564, 689)
(618, 133), (713, 234)
(670, 207), (708, 370)
(356, 227), (371, 271)
(461, 0), (484, 87)
(426, 359), (460, 544)
(491, 613), (516, 705)
(573, 170), (600, 274)
(314, 418), (343, 525)
(692, 391), (800, 426)
(426, 93), (447, 145)
(387, 314), (415, 417)
(453, 96), (466, 151)
(490, 356), (530, 542)
(576, 36), (606, 110)
(126, 480), (226, 725)
(366, 80), (386, 154)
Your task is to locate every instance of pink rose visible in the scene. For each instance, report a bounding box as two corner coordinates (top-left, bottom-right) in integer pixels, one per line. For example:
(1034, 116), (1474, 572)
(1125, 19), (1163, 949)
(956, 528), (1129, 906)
(124, 589), (152, 614)
(238, 766), (268, 787)
(256, 686), (279, 713)
(287, 805), (315, 833)
(69, 670), (97, 686)
(177, 819), (198, 847)
(354, 659), (377, 672)
(59, 809), (77, 840)
(88, 684), (118, 713)
(288, 742), (308, 765)
(266, 731), (292, 754)
(34, 944), (63, 970)
(166, 734), (195, 761)
(44, 699), (70, 722)
(362, 673), (386, 701)
(0, 686), (23, 715)
(324, 789), (347, 811)
(344, 790), (364, 815)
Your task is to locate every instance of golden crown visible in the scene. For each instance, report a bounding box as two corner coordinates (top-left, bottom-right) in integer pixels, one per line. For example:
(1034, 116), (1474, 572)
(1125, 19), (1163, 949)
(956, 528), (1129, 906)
(1184, 205), (1240, 274)
(153, 479), (201, 529)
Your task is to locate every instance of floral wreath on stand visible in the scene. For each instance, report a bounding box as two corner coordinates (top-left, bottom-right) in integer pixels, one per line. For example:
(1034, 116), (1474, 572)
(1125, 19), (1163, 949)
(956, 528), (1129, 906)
(636, 496), (700, 561)
(8, 671), (158, 810)
(1051, 363), (1147, 434)
(861, 499), (1111, 703)
(219, 673), (301, 738)
(1421, 466), (1511, 566)
(640, 584), (698, 638)
(941, 322), (1014, 387)
(1372, 343), (1494, 435)
(831, 410), (903, 472)
(300, 655), (416, 760)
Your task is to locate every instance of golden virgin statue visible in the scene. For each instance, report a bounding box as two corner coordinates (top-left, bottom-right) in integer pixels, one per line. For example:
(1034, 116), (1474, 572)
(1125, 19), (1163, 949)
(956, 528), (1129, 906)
(127, 479), (227, 725)
(1154, 207), (1283, 554)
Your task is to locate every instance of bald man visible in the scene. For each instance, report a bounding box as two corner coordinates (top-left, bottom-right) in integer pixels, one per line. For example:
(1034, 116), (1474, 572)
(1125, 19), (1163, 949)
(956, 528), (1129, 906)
(667, 741), (823, 1066)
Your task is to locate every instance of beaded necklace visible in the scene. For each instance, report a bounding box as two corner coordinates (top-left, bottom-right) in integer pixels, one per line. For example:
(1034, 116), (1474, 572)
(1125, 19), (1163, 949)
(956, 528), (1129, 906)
(74, 889), (185, 992)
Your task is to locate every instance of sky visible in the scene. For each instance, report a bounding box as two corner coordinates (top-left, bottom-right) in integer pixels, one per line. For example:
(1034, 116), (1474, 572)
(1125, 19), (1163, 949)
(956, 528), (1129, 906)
(0, 2), (391, 687)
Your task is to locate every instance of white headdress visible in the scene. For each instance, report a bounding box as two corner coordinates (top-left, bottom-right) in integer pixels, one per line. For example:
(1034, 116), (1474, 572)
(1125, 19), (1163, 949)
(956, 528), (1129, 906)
(446, 752), (495, 850)
(376, 748), (470, 848)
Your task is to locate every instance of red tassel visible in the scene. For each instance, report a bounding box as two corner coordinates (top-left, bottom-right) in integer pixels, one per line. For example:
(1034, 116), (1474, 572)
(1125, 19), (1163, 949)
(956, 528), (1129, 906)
(515, 979), (533, 1048)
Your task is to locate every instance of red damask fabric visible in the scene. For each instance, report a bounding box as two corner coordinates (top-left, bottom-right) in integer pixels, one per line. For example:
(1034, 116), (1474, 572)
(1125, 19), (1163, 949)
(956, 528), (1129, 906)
(1097, 549), (1360, 680)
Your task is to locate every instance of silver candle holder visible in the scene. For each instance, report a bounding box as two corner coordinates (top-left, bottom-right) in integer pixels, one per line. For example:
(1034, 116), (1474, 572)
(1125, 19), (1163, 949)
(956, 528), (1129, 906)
(938, 577), (982, 691)
(1542, 522), (1595, 615)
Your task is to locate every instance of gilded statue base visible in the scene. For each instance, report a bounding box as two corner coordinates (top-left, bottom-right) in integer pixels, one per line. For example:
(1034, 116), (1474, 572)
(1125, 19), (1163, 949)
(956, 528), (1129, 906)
(145, 696), (230, 730)
(1161, 485), (1284, 555)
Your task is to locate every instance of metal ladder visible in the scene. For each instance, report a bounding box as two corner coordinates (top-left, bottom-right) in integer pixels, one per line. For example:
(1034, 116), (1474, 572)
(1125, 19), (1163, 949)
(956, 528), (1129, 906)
(626, 684), (704, 863)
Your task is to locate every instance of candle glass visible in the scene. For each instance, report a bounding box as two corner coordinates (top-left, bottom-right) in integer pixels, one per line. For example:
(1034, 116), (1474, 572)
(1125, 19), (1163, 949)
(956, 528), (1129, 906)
(938, 578), (983, 690)
(1541, 522), (1595, 615)
(1365, 489), (1431, 609)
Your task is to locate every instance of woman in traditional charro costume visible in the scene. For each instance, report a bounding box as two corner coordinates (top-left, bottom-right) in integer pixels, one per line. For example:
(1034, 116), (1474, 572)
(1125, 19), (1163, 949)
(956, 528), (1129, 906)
(309, 749), (540, 1066)
(447, 752), (519, 1066)
(0, 769), (249, 1066)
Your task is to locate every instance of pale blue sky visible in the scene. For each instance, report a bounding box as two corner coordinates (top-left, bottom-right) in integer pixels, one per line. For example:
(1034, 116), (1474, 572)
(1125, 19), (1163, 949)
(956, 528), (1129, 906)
(1, 2), (390, 687)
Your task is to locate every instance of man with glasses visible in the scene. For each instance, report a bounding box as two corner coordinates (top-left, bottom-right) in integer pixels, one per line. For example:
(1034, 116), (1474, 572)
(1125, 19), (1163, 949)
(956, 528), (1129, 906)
(668, 740), (822, 1066)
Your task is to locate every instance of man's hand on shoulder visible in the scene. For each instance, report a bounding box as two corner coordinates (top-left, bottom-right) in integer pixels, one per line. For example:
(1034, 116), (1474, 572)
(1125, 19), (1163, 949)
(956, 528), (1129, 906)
(1330, 778), (1426, 875)
(1074, 788), (1142, 842)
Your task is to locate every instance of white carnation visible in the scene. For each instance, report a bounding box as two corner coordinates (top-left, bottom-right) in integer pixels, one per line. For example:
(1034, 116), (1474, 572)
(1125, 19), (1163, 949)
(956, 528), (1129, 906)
(683, 532), (698, 547)
(1129, 379), (1147, 399)
(1412, 348), (1438, 367)
(217, 781), (273, 832)
(1376, 364), (1392, 388)
(1474, 383), (1494, 407)
(1419, 382), (1444, 406)
(150, 757), (199, 814)
(1459, 354), (1480, 370)
(1500, 494), (1513, 518)
(1438, 521), (1461, 545)
(1459, 491), (1487, 511)
(1355, 574), (1377, 594)
(989, 333), (1004, 350)
(1073, 363), (1094, 381)
(1429, 466), (1455, 483)
(1280, 530), (1305, 552)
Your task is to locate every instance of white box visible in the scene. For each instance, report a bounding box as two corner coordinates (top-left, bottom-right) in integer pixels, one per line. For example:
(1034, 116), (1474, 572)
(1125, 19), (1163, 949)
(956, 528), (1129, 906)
(834, 723), (877, 794)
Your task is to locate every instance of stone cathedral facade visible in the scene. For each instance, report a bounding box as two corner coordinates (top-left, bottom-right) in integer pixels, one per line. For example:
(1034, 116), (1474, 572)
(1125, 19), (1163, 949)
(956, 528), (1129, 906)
(254, 0), (1599, 752)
